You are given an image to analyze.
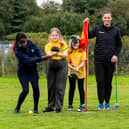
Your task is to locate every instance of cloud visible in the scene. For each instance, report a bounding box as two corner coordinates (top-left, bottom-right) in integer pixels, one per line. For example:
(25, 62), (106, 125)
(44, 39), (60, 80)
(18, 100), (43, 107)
(36, 0), (62, 6)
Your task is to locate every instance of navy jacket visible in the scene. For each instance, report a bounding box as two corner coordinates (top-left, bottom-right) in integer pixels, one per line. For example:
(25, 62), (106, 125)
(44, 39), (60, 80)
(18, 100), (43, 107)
(89, 24), (122, 63)
(15, 40), (43, 80)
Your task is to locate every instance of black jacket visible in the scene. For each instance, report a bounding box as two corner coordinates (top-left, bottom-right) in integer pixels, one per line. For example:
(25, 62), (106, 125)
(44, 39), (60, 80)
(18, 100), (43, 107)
(15, 40), (43, 75)
(89, 24), (122, 63)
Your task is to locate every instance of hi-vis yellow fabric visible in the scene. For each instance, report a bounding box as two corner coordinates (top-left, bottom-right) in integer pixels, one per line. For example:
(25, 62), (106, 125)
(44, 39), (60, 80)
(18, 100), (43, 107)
(45, 41), (67, 60)
(67, 49), (86, 79)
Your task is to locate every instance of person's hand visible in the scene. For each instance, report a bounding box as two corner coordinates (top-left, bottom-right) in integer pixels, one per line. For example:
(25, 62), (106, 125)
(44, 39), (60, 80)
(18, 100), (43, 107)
(51, 52), (58, 56)
(56, 52), (62, 56)
(41, 53), (57, 60)
(56, 52), (66, 57)
(41, 55), (51, 60)
(83, 17), (90, 23)
(73, 67), (79, 72)
(111, 55), (118, 63)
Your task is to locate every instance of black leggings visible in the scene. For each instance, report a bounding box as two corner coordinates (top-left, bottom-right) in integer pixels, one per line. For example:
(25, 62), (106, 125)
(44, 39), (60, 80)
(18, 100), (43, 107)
(16, 77), (40, 111)
(95, 62), (115, 104)
(68, 77), (85, 106)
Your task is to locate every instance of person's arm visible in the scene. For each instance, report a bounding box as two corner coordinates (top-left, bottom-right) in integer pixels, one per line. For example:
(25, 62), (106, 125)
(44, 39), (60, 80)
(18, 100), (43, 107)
(75, 61), (85, 71)
(15, 48), (42, 65)
(88, 27), (96, 39)
(56, 52), (67, 58)
(111, 29), (122, 63)
(68, 63), (75, 70)
(67, 53), (75, 70)
(15, 47), (55, 65)
(68, 61), (85, 72)
(42, 52), (57, 60)
(83, 17), (96, 39)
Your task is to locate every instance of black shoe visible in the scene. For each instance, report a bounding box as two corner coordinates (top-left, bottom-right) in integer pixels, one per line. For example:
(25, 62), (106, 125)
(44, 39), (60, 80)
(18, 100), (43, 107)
(68, 105), (73, 111)
(56, 108), (61, 113)
(14, 108), (20, 114)
(33, 110), (39, 114)
(43, 107), (54, 112)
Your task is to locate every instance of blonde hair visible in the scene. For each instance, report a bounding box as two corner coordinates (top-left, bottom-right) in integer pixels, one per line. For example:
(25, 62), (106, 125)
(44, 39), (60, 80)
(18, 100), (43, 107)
(49, 27), (63, 41)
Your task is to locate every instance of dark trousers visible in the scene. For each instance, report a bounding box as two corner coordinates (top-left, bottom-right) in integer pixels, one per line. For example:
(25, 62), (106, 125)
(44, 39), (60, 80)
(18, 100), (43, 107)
(16, 76), (40, 111)
(95, 62), (115, 104)
(68, 77), (85, 106)
(46, 59), (67, 110)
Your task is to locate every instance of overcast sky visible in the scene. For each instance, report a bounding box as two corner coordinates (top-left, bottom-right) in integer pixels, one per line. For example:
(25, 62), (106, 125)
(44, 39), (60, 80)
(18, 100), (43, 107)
(36, 0), (62, 6)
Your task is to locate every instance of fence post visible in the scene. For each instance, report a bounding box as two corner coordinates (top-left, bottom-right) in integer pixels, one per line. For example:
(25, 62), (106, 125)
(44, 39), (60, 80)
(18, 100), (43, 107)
(1, 44), (5, 77)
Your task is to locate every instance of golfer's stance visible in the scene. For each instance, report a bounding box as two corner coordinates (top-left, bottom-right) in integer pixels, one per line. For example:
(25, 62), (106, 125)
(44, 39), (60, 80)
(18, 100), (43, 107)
(84, 11), (122, 110)
(14, 32), (54, 114)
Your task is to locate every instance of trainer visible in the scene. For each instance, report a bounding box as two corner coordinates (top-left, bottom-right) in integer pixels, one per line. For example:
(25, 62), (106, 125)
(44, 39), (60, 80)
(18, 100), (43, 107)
(84, 11), (122, 110)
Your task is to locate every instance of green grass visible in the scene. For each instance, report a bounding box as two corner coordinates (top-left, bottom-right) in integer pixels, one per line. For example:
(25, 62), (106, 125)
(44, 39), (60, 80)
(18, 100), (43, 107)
(0, 76), (129, 129)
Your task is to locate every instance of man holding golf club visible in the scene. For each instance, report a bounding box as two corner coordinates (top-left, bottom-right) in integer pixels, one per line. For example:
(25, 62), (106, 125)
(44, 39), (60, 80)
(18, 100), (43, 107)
(84, 11), (122, 110)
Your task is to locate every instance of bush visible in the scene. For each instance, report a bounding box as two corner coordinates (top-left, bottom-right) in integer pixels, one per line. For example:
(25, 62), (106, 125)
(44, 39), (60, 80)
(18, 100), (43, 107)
(118, 36), (129, 74)
(22, 12), (86, 35)
(87, 36), (129, 75)
(5, 32), (49, 51)
(3, 33), (129, 76)
(5, 50), (17, 76)
(0, 20), (5, 38)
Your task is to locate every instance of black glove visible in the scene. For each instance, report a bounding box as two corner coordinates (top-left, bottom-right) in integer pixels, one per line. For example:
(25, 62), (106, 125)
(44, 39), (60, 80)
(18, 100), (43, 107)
(70, 72), (78, 78)
(51, 46), (60, 52)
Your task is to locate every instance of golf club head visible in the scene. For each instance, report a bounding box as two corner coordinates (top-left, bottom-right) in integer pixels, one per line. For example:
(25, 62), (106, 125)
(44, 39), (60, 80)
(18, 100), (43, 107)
(70, 71), (78, 78)
(115, 103), (119, 109)
(70, 73), (78, 78)
(112, 103), (119, 110)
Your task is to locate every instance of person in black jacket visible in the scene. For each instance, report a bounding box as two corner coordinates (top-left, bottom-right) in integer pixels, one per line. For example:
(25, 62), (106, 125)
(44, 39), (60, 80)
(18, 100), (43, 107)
(14, 32), (55, 113)
(84, 11), (122, 110)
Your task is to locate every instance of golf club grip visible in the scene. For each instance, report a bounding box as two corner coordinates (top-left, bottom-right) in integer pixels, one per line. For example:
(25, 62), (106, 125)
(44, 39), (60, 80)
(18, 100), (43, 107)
(115, 62), (118, 74)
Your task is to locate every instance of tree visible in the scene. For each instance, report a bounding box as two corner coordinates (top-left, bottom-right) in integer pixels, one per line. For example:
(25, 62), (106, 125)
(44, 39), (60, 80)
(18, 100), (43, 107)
(0, 0), (14, 34)
(41, 0), (61, 13)
(22, 0), (42, 16)
(11, 0), (26, 32)
(87, 0), (108, 15)
(23, 12), (86, 35)
(107, 0), (129, 35)
(0, 20), (5, 37)
(62, 0), (88, 13)
(0, 0), (42, 35)
(62, 0), (108, 14)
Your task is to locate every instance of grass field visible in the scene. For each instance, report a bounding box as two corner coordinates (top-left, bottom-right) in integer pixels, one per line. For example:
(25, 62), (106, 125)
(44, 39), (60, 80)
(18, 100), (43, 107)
(0, 76), (129, 129)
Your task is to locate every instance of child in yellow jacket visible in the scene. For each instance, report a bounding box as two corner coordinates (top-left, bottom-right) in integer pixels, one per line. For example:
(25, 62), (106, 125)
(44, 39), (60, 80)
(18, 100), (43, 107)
(67, 35), (85, 112)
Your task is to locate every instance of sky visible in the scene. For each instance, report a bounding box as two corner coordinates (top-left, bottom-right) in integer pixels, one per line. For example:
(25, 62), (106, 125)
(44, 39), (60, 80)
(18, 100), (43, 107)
(36, 0), (62, 6)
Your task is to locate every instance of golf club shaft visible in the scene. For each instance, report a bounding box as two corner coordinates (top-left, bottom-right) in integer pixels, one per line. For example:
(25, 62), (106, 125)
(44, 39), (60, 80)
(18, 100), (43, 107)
(115, 63), (118, 104)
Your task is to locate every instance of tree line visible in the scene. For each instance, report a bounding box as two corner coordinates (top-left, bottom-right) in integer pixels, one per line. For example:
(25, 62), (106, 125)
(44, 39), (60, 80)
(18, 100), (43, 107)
(0, 0), (129, 38)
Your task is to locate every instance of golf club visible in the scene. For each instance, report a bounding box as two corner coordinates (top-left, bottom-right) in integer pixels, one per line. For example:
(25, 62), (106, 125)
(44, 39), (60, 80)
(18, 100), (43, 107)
(112, 62), (119, 110)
